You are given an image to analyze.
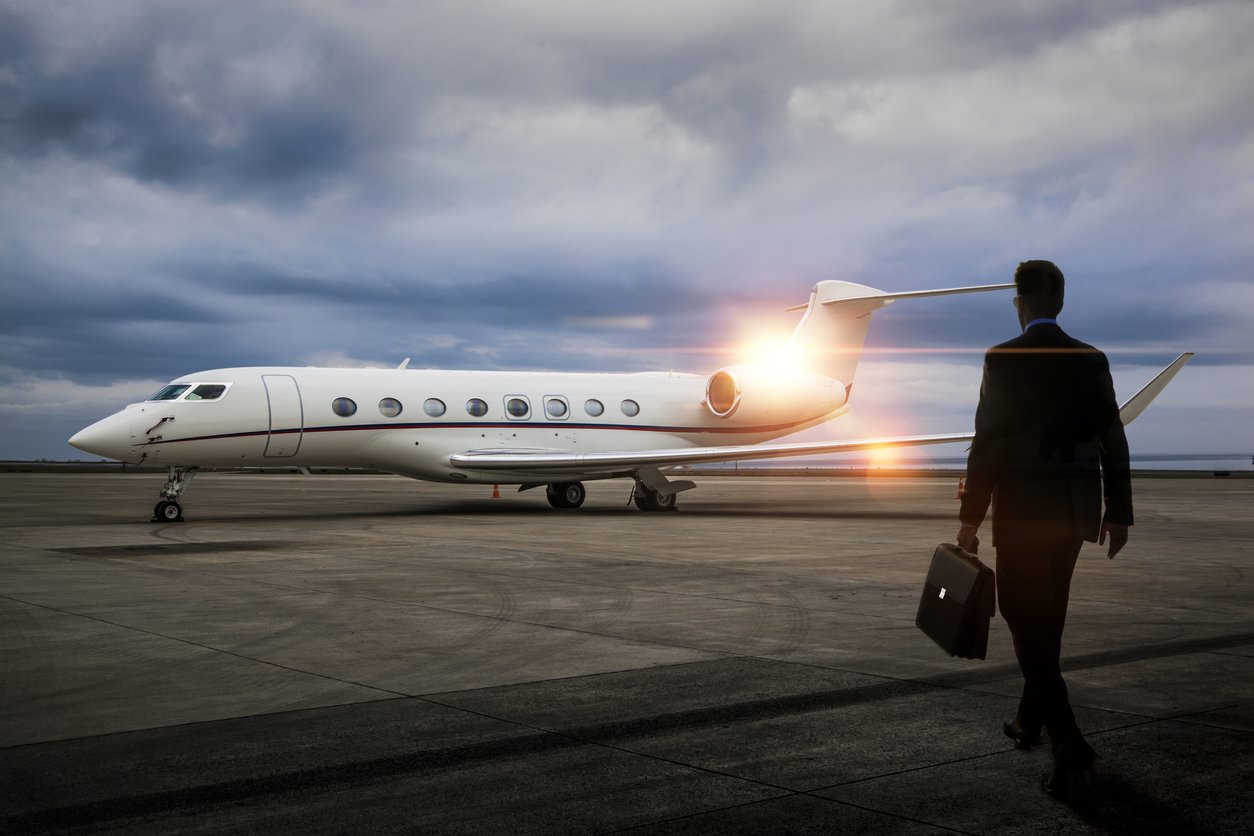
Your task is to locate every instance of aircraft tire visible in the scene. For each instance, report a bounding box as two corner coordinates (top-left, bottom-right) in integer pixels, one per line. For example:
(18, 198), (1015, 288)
(152, 500), (184, 523)
(633, 487), (677, 512)
(546, 482), (586, 509)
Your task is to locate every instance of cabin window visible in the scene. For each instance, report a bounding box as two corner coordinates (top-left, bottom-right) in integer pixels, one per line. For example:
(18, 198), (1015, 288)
(423, 398), (446, 417)
(185, 383), (228, 401)
(544, 397), (569, 419)
(466, 398), (488, 417)
(584, 399), (604, 417)
(379, 398), (403, 418)
(148, 384), (189, 401)
(332, 397), (357, 417)
(505, 396), (530, 419)
(621, 399), (640, 417)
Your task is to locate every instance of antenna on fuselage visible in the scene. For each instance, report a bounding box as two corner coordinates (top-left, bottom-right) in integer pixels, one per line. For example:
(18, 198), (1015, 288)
(397, 357), (411, 370)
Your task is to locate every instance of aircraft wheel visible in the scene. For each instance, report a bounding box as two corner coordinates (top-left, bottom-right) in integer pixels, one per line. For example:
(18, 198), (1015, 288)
(633, 487), (677, 512)
(152, 500), (184, 523)
(546, 482), (586, 509)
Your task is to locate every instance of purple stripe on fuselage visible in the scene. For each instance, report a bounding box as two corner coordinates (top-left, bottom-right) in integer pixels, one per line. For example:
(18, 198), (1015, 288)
(139, 416), (830, 447)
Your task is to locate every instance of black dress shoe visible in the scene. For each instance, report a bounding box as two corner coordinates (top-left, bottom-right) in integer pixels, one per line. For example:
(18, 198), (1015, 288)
(1053, 736), (1097, 772)
(1043, 737), (1098, 800)
(1044, 766), (1096, 802)
(1003, 718), (1042, 749)
(1043, 769), (1083, 800)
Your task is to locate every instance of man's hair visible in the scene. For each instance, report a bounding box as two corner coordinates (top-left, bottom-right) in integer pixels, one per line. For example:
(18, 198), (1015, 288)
(1014, 260), (1064, 316)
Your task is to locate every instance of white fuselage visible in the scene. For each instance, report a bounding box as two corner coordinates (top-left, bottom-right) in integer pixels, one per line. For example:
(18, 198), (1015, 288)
(70, 366), (846, 484)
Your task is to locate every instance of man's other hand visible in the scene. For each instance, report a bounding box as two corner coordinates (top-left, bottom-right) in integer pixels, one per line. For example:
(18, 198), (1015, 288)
(1100, 522), (1129, 559)
(957, 523), (980, 554)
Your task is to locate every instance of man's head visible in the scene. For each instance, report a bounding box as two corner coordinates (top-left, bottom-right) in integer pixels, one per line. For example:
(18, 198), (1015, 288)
(1013, 259), (1064, 325)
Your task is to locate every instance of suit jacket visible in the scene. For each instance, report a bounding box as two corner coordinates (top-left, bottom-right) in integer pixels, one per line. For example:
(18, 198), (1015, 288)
(959, 323), (1132, 544)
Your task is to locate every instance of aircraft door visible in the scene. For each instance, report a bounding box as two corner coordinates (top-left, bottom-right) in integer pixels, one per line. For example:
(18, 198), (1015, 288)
(262, 374), (303, 457)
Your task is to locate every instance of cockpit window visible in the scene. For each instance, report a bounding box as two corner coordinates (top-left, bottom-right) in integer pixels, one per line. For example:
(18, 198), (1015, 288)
(186, 384), (228, 401)
(148, 384), (190, 401)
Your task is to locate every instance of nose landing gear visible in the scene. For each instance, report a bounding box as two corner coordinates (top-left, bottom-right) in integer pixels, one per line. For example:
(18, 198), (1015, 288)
(150, 466), (198, 523)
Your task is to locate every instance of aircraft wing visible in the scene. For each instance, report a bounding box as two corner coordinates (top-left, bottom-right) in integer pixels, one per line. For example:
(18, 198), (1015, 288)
(449, 431), (973, 473)
(449, 353), (1193, 476)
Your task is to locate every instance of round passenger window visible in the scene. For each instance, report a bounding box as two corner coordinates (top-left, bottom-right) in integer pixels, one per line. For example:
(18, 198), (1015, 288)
(379, 398), (403, 418)
(332, 397), (357, 417)
(620, 399), (640, 417)
(506, 397), (529, 418)
(546, 399), (568, 418)
(466, 398), (488, 417)
(584, 399), (604, 417)
(424, 398), (446, 417)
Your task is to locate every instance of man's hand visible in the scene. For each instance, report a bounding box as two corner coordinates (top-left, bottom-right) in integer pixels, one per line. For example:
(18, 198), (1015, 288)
(957, 523), (980, 554)
(1099, 522), (1129, 559)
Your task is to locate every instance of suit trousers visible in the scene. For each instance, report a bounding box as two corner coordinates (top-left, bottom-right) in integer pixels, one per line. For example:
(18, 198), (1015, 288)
(994, 523), (1085, 748)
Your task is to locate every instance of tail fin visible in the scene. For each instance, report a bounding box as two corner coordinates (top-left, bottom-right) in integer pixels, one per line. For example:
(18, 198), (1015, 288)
(786, 280), (1015, 385)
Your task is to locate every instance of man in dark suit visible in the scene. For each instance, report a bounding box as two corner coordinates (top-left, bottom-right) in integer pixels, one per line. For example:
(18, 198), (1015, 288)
(957, 259), (1132, 797)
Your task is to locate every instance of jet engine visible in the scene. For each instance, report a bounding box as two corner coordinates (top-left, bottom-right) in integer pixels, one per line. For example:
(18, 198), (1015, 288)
(704, 365), (846, 425)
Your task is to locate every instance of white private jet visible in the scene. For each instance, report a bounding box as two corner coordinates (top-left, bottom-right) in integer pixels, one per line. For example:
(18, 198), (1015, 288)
(68, 280), (1193, 521)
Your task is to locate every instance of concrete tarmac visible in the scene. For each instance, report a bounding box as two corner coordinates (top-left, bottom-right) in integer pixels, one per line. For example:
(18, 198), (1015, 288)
(1, 473), (1251, 834)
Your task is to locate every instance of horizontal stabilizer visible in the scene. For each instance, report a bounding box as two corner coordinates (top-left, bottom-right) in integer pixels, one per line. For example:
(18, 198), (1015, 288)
(1119, 352), (1194, 425)
(785, 282), (1015, 313)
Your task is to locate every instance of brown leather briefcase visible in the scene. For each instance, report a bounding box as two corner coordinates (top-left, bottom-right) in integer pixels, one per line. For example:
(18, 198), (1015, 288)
(916, 543), (996, 660)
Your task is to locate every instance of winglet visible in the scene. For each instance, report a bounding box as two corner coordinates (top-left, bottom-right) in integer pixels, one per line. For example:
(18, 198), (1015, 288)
(1119, 352), (1194, 425)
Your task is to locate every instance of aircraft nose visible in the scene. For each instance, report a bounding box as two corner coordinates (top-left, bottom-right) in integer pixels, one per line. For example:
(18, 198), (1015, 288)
(69, 411), (137, 461)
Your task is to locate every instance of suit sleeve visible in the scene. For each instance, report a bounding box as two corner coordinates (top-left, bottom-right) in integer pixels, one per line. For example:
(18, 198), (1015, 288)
(1096, 353), (1134, 526)
(959, 354), (1002, 528)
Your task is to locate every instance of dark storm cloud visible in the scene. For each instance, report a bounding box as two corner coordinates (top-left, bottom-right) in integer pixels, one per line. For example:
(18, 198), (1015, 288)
(3, 4), (357, 203)
(912, 0), (1153, 60)
(1, 235), (722, 383)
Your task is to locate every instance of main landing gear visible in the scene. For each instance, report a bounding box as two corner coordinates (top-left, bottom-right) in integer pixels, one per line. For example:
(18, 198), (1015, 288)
(629, 466), (691, 512)
(151, 466), (198, 523)
(546, 481), (587, 509)
(630, 483), (678, 512)
(542, 480), (679, 511)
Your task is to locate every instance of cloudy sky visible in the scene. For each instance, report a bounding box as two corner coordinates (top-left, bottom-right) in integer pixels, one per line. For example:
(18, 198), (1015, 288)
(1, 0), (1251, 461)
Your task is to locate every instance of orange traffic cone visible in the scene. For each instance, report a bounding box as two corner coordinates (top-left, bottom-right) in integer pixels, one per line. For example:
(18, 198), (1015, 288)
(956, 475), (966, 499)
(491, 484), (501, 499)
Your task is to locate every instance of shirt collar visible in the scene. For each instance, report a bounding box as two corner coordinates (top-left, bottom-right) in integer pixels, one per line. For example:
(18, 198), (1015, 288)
(1025, 318), (1058, 330)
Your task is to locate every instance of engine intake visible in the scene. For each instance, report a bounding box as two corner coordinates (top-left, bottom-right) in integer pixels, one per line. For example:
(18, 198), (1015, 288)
(704, 365), (845, 425)
(706, 369), (742, 417)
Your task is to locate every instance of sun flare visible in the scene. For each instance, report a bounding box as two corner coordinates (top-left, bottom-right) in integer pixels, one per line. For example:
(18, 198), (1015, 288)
(741, 339), (808, 370)
(867, 444), (901, 469)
